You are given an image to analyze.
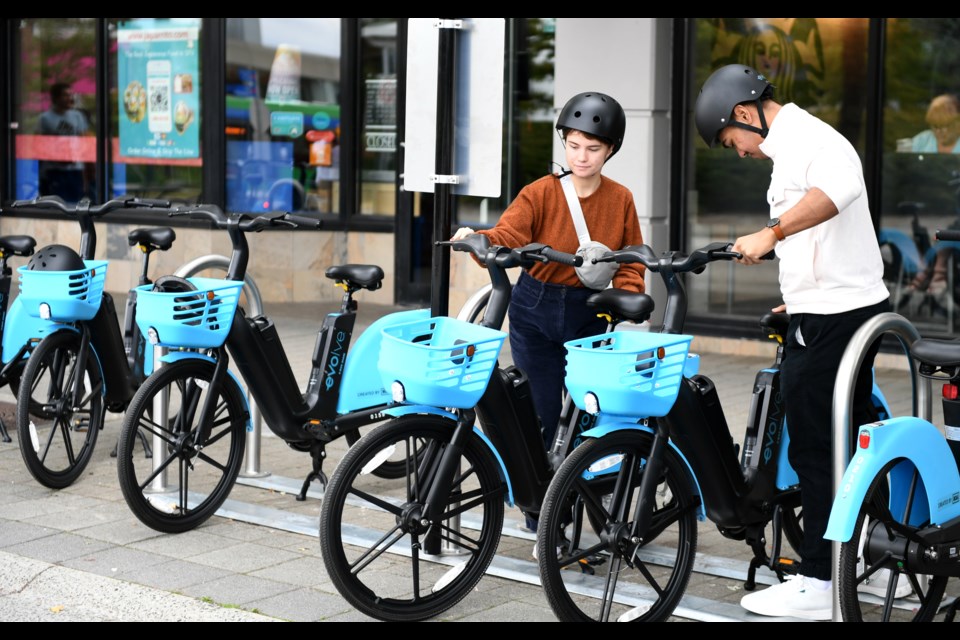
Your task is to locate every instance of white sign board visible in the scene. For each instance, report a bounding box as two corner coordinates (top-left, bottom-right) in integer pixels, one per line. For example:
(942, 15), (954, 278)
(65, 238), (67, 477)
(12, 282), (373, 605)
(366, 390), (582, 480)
(403, 18), (505, 197)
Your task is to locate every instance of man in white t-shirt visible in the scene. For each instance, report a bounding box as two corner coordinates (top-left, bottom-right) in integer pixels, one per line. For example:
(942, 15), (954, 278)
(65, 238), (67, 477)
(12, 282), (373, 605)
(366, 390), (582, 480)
(695, 64), (890, 620)
(38, 82), (90, 201)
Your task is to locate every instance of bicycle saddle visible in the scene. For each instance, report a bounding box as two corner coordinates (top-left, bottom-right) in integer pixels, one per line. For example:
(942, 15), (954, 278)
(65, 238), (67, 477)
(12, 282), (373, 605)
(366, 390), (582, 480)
(325, 264), (384, 291)
(912, 338), (960, 369)
(759, 312), (790, 337)
(586, 289), (655, 323)
(0, 235), (36, 257)
(128, 227), (176, 252)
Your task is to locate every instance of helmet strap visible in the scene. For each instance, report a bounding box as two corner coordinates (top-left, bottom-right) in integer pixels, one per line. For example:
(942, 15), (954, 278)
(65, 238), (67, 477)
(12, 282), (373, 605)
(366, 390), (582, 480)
(730, 99), (769, 139)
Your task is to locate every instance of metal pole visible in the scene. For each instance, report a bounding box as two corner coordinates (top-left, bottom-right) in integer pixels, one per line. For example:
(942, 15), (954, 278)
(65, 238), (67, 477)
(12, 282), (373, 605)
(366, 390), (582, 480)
(830, 311), (927, 621)
(149, 344), (170, 492)
(430, 18), (460, 318)
(173, 255), (267, 478)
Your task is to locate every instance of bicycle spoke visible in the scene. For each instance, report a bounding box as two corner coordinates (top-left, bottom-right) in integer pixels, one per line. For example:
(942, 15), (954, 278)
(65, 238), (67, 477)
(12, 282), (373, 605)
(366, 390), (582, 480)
(349, 525), (407, 574)
(346, 485), (404, 516)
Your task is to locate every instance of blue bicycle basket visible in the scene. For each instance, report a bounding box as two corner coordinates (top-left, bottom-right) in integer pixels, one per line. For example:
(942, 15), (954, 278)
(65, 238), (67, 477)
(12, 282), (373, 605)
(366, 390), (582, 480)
(564, 331), (694, 417)
(378, 316), (507, 409)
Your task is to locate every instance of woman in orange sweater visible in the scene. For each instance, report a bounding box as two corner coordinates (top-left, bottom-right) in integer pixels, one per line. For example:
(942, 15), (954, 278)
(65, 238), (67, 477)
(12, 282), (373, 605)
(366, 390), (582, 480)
(452, 92), (646, 464)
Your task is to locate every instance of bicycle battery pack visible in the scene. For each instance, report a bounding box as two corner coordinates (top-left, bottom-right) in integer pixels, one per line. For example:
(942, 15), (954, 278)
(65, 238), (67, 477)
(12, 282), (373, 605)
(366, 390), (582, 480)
(666, 374), (749, 527)
(89, 293), (136, 408)
(475, 365), (551, 512)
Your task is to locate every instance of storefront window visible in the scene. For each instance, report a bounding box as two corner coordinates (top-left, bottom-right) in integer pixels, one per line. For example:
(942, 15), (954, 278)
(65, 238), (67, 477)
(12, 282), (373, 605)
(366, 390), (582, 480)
(686, 18), (869, 320)
(358, 18), (397, 216)
(13, 18), (98, 202)
(225, 18), (341, 215)
(108, 18), (203, 202)
(880, 18), (960, 335)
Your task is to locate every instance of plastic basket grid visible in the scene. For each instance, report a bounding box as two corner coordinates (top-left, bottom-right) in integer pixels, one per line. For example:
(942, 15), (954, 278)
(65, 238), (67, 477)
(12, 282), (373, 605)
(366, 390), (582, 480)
(378, 316), (507, 409)
(17, 260), (108, 322)
(134, 277), (243, 348)
(564, 331), (694, 417)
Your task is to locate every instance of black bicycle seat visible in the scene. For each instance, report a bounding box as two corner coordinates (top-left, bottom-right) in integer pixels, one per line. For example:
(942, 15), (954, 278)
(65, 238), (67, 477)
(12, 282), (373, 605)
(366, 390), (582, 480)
(912, 338), (960, 369)
(128, 227), (176, 252)
(325, 264), (384, 291)
(759, 312), (790, 337)
(586, 289), (655, 323)
(0, 235), (36, 257)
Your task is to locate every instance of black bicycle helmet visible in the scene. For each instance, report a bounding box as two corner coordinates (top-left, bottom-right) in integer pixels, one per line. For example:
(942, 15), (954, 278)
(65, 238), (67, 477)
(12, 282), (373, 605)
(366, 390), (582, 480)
(556, 91), (626, 159)
(694, 64), (774, 148)
(27, 244), (85, 272)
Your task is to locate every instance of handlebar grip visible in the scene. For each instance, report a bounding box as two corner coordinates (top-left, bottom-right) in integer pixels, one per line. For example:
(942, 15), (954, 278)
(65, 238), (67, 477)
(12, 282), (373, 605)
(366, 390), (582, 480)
(937, 229), (960, 242)
(541, 247), (582, 267)
(283, 214), (322, 229)
(131, 198), (172, 208)
(760, 250), (776, 260)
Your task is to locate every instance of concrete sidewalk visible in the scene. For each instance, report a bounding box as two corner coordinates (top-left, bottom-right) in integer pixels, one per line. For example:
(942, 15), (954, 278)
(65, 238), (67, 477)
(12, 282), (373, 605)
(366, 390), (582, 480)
(0, 299), (941, 621)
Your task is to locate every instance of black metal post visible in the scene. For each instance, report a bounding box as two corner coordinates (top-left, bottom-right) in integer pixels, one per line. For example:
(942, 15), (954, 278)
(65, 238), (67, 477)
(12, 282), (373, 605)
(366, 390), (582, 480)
(431, 19), (458, 318)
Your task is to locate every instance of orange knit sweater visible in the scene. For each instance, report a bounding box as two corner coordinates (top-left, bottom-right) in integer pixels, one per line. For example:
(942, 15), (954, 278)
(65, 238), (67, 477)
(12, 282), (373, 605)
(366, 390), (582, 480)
(478, 174), (646, 292)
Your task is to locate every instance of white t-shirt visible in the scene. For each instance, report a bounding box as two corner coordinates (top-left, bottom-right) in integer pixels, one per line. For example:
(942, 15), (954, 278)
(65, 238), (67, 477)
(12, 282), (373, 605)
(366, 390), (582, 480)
(758, 103), (889, 314)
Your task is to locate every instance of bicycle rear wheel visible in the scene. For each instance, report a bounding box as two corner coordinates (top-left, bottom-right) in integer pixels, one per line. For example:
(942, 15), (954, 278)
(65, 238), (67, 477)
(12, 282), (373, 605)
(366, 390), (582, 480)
(116, 358), (247, 533)
(537, 430), (699, 622)
(837, 460), (947, 621)
(319, 415), (506, 621)
(16, 330), (103, 489)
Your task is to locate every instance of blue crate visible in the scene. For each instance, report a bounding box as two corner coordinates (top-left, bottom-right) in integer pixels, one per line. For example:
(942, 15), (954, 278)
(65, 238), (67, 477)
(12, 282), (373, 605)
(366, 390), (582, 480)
(379, 316), (507, 409)
(17, 260), (107, 322)
(564, 331), (694, 417)
(134, 277), (243, 348)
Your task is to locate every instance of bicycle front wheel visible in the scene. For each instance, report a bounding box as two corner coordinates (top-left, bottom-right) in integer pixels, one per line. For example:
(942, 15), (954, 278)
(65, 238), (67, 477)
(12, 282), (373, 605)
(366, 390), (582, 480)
(537, 430), (699, 622)
(116, 358), (247, 533)
(319, 415), (506, 621)
(16, 330), (103, 489)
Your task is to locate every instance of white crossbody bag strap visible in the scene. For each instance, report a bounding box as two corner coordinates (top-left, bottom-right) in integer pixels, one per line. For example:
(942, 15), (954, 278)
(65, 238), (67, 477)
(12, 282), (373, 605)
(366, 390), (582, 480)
(560, 174), (591, 245)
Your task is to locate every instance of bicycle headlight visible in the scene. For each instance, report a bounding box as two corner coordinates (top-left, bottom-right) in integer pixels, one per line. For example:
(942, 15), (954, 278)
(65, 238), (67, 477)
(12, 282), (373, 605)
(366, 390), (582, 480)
(39, 303), (51, 320)
(391, 381), (406, 403)
(147, 327), (160, 345)
(584, 392), (600, 415)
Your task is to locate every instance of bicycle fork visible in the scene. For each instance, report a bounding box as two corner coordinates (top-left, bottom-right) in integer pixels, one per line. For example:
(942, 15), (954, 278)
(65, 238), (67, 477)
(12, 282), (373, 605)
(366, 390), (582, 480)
(420, 410), (475, 555)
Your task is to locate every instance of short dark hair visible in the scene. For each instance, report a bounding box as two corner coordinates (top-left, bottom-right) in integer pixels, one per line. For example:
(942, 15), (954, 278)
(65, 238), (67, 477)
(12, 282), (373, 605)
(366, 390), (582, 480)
(50, 82), (71, 102)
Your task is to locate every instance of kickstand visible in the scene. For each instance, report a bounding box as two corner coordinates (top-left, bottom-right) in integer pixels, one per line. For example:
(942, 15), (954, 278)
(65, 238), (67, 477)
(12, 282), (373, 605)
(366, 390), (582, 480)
(110, 429), (153, 459)
(298, 442), (327, 501)
(0, 416), (10, 443)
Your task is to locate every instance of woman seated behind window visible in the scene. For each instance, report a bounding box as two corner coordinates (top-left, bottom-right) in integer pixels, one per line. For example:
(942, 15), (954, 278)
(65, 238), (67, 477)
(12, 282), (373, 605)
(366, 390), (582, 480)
(912, 94), (960, 154)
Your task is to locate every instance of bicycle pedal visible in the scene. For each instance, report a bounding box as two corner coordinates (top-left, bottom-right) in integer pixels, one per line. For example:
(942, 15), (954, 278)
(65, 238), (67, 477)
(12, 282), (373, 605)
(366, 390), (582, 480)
(577, 558), (596, 575)
(773, 556), (799, 575)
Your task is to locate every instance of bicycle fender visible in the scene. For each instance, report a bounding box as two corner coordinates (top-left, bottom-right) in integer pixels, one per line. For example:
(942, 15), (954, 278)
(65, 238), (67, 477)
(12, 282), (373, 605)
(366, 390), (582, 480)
(382, 403), (515, 507)
(1, 297), (57, 363)
(825, 416), (960, 542)
(158, 351), (253, 433)
(580, 419), (706, 521)
(337, 308), (430, 413)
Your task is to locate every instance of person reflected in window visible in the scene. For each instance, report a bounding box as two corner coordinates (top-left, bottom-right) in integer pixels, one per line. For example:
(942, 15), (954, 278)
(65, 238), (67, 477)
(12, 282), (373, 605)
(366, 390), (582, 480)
(38, 82), (91, 202)
(911, 94), (960, 154)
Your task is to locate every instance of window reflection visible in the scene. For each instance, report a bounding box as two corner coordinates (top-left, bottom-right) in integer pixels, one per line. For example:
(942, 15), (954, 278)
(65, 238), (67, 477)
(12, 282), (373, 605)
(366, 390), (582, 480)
(687, 18), (868, 320)
(14, 18), (98, 202)
(883, 18), (960, 335)
(225, 18), (341, 215)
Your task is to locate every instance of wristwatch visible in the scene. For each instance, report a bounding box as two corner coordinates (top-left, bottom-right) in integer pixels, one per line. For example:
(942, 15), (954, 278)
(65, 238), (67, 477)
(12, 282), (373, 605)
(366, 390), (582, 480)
(766, 217), (786, 241)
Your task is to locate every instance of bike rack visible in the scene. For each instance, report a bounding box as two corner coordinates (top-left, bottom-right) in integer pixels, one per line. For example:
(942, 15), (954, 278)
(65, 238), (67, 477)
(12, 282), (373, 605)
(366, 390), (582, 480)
(830, 311), (928, 622)
(174, 255), (269, 479)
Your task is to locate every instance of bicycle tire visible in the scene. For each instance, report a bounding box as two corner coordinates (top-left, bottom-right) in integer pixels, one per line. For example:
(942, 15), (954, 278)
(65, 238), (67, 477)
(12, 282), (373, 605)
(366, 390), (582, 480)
(837, 460), (947, 621)
(319, 414), (506, 621)
(116, 358), (247, 533)
(16, 330), (103, 489)
(537, 430), (699, 622)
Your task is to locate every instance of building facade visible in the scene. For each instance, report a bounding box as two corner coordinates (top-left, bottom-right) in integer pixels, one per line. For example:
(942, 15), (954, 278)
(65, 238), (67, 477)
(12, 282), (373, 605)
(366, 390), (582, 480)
(3, 18), (959, 339)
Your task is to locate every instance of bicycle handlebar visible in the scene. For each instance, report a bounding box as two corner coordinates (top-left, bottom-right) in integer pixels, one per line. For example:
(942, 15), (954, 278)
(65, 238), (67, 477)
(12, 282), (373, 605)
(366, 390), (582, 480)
(595, 241), (742, 273)
(437, 237), (582, 270)
(170, 205), (321, 232)
(937, 228), (960, 242)
(9, 195), (173, 216)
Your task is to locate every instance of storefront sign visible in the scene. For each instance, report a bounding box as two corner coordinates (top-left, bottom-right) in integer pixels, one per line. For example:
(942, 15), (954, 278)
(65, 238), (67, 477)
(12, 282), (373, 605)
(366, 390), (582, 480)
(117, 19), (201, 159)
(271, 111), (304, 138)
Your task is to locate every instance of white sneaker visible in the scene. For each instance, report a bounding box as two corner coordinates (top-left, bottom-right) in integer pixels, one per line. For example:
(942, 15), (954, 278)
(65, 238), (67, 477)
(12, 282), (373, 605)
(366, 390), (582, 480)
(858, 566), (913, 599)
(740, 575), (832, 620)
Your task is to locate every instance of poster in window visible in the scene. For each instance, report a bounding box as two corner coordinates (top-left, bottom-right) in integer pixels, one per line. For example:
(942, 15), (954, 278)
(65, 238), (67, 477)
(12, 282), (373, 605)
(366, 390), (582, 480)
(118, 19), (200, 159)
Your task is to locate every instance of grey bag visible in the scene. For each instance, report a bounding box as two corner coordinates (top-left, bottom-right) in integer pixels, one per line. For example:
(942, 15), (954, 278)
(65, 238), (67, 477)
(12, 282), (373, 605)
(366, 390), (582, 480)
(560, 175), (617, 290)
